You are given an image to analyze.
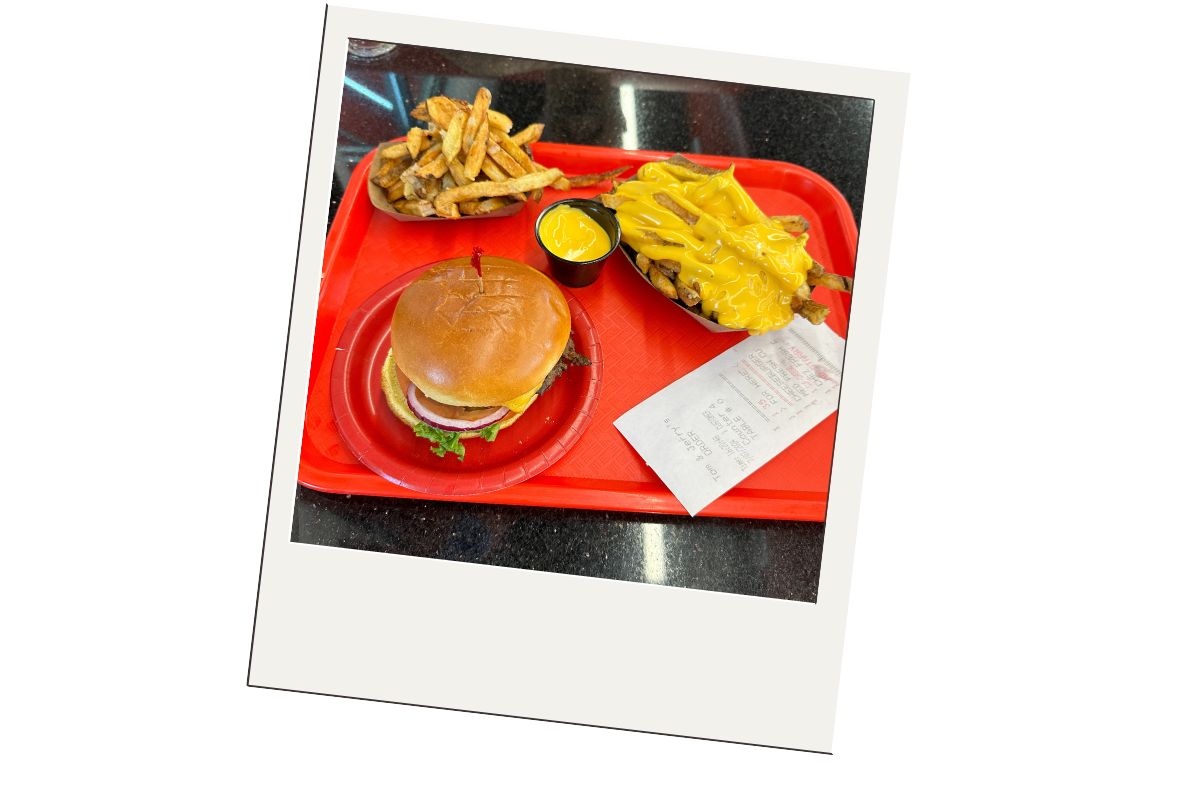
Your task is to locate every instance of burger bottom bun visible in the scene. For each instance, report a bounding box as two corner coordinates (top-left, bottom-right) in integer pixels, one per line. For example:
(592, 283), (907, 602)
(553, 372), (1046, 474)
(381, 350), (525, 439)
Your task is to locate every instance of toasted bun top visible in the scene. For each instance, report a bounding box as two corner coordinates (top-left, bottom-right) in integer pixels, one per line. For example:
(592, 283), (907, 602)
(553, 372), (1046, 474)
(391, 256), (571, 407)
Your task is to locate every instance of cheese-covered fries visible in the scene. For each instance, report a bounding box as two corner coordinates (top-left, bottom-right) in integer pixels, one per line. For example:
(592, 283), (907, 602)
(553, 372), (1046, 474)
(600, 154), (853, 333)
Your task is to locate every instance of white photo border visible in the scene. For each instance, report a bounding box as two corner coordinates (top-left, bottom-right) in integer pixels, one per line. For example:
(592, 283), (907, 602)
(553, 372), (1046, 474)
(248, 5), (908, 752)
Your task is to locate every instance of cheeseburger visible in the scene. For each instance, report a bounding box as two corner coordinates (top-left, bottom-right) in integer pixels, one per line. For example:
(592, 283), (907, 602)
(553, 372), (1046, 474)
(382, 255), (591, 459)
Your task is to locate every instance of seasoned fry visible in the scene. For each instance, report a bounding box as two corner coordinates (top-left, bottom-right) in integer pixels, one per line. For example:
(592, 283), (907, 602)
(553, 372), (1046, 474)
(415, 154), (449, 180)
(397, 143), (443, 194)
(446, 157), (470, 187)
(415, 141), (443, 166)
(648, 266), (678, 299)
(490, 129), (536, 174)
(449, 96), (513, 133)
(654, 259), (681, 280)
(424, 96), (459, 129)
(386, 181), (408, 203)
(483, 109), (514, 133)
(371, 158), (398, 187)
(459, 197), (511, 215)
(509, 123), (544, 147)
(441, 111), (466, 163)
(373, 160), (409, 190)
(641, 230), (683, 247)
(433, 168), (563, 217)
(807, 261), (853, 292)
(598, 192), (628, 210)
(791, 295), (830, 325)
(380, 143), (408, 160)
(771, 214), (810, 234)
(406, 127), (426, 159)
(393, 199), (435, 217)
(809, 272), (853, 293)
(372, 157), (397, 177)
(665, 153), (727, 176)
(410, 101), (429, 122)
(635, 253), (653, 274)
(486, 140), (527, 177)
(463, 87), (491, 144)
(675, 277), (701, 307)
(531, 159), (571, 189)
(478, 154), (511, 183)
(653, 192), (700, 225)
(463, 121), (490, 179)
(566, 166), (629, 188)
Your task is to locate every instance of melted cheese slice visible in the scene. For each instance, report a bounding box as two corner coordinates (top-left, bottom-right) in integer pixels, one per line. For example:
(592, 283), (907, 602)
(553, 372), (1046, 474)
(502, 388), (539, 413)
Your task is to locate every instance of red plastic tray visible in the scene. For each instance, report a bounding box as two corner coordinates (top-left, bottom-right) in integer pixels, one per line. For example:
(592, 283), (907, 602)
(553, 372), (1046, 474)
(302, 142), (857, 520)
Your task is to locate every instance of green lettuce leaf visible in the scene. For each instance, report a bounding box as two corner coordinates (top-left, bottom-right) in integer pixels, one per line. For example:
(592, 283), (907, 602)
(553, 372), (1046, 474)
(413, 422), (466, 461)
(479, 423), (501, 442)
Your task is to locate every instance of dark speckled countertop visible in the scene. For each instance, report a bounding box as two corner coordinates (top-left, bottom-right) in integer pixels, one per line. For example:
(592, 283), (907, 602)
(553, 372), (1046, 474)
(294, 40), (873, 603)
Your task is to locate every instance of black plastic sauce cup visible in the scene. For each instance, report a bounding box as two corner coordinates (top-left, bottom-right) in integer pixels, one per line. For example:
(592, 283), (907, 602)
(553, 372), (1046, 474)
(534, 198), (621, 288)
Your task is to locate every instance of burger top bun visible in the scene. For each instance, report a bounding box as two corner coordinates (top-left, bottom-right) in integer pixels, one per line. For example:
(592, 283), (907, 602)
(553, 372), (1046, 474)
(391, 256), (571, 408)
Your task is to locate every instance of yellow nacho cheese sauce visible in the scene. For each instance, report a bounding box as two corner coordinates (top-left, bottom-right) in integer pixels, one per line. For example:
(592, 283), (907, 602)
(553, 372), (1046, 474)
(613, 161), (814, 334)
(538, 204), (613, 262)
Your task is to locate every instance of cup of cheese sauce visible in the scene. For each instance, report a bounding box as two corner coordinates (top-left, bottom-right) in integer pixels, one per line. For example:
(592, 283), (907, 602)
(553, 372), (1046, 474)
(534, 199), (621, 287)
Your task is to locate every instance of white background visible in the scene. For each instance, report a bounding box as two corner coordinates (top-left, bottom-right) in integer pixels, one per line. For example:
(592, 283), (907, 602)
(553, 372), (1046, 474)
(4, 0), (1198, 796)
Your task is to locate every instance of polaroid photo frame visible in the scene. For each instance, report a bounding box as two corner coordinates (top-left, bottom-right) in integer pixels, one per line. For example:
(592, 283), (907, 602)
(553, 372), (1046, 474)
(249, 5), (907, 752)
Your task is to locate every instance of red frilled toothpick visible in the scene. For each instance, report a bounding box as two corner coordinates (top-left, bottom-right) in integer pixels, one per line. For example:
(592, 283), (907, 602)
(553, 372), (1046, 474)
(471, 246), (484, 294)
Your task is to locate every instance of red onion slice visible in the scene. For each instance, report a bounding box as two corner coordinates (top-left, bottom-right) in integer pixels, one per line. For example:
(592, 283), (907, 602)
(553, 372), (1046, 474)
(406, 383), (509, 431)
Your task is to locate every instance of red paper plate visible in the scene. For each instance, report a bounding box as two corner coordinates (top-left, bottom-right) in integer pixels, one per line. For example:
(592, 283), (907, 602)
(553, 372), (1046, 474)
(330, 261), (603, 495)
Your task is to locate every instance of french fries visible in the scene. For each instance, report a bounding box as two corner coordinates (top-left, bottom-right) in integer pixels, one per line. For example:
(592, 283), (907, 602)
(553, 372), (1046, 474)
(459, 197), (513, 215)
(675, 277), (702, 307)
(486, 141), (525, 177)
(370, 89), (632, 218)
(405, 128), (426, 159)
(379, 142), (408, 160)
(599, 154), (853, 331)
(433, 169), (564, 218)
(771, 214), (810, 235)
(565, 167), (628, 189)
(664, 153), (724, 176)
(648, 265), (678, 299)
(510, 123), (544, 147)
(491, 129), (536, 174)
(441, 111), (466, 163)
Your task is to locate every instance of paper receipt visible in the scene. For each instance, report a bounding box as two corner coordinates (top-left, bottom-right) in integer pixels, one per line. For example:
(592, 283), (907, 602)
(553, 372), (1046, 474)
(614, 321), (846, 516)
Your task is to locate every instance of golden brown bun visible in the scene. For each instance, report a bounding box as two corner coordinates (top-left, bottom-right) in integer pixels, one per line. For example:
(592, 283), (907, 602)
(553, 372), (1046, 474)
(380, 351), (524, 438)
(391, 256), (570, 408)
